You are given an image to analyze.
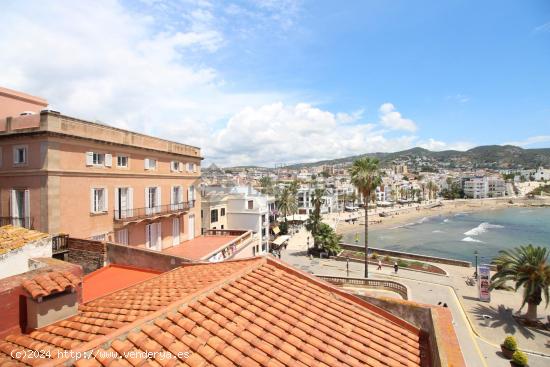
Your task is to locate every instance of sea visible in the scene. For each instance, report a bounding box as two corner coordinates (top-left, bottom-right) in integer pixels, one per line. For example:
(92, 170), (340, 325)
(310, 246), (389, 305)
(342, 207), (550, 263)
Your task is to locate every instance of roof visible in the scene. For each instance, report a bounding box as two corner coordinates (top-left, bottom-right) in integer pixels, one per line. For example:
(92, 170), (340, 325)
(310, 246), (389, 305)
(162, 235), (238, 260)
(0, 257), (426, 367)
(82, 264), (161, 303)
(21, 271), (81, 300)
(0, 225), (49, 255)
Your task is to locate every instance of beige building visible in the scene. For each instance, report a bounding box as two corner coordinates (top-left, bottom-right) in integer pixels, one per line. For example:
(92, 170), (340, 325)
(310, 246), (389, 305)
(0, 94), (202, 251)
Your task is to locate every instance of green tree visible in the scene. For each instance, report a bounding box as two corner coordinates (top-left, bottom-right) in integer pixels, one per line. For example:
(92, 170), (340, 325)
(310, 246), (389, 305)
(490, 245), (550, 321)
(259, 176), (274, 195)
(305, 187), (327, 249)
(350, 157), (381, 278)
(276, 187), (297, 232)
(314, 222), (342, 255)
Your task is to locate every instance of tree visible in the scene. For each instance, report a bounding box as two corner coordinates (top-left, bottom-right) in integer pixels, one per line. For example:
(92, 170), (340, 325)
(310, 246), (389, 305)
(490, 245), (550, 321)
(276, 187), (297, 233)
(350, 157), (381, 278)
(259, 176), (274, 195)
(314, 223), (342, 255)
(305, 187), (327, 249)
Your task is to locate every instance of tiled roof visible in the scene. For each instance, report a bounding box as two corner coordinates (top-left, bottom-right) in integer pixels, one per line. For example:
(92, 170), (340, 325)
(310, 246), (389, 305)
(0, 225), (49, 255)
(21, 271), (81, 299)
(0, 258), (425, 366)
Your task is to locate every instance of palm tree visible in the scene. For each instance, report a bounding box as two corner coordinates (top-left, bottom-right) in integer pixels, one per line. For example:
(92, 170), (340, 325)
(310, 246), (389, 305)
(350, 157), (381, 278)
(276, 187), (297, 232)
(490, 245), (550, 321)
(426, 181), (436, 201)
(305, 187), (326, 250)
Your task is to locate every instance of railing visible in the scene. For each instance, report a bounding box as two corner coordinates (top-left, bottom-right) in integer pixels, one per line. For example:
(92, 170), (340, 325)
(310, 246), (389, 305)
(315, 275), (409, 300)
(52, 234), (69, 254)
(0, 217), (33, 229)
(205, 230), (255, 262)
(114, 201), (194, 221)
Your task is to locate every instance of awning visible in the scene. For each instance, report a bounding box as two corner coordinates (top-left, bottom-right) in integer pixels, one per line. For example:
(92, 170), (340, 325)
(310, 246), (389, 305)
(272, 235), (291, 246)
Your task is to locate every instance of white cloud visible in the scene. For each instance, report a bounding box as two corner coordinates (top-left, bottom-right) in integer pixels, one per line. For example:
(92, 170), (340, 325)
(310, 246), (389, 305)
(418, 138), (474, 151)
(533, 22), (550, 34)
(505, 135), (550, 147)
(378, 103), (417, 132)
(446, 94), (470, 103)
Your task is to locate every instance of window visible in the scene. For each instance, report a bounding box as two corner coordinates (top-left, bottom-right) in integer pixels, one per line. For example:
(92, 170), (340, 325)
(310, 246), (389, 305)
(117, 155), (128, 168)
(10, 189), (30, 228)
(116, 229), (129, 245)
(13, 145), (27, 165)
(221, 225), (224, 229)
(91, 188), (107, 213)
(171, 161), (181, 172)
(90, 233), (107, 241)
(171, 186), (183, 210)
(248, 200), (254, 209)
(86, 152), (112, 167)
(145, 222), (161, 250)
(145, 158), (157, 170)
(220, 208), (226, 216)
(211, 209), (219, 223)
(187, 163), (195, 172)
(145, 186), (160, 214)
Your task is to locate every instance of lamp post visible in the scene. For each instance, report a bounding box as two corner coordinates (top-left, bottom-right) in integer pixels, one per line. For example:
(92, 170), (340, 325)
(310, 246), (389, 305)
(474, 250), (478, 279)
(346, 256), (350, 277)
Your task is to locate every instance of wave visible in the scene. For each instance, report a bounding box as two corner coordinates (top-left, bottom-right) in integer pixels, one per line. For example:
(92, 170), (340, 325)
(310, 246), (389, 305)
(432, 230), (445, 233)
(462, 237), (484, 243)
(417, 217), (429, 224)
(454, 212), (469, 217)
(464, 222), (504, 236)
(443, 219), (450, 223)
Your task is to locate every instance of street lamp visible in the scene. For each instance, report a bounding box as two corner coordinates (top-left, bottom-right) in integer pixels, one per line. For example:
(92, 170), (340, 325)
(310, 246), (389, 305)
(346, 256), (350, 277)
(474, 250), (478, 279)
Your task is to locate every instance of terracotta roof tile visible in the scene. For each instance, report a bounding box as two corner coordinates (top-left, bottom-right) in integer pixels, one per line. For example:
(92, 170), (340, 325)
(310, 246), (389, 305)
(0, 257), (438, 366)
(21, 271), (81, 300)
(0, 225), (49, 255)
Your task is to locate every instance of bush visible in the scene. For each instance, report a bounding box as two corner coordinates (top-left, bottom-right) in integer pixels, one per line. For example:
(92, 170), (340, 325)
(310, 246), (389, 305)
(397, 259), (410, 268)
(384, 255), (391, 263)
(371, 252), (379, 259)
(503, 336), (517, 351)
(511, 350), (528, 366)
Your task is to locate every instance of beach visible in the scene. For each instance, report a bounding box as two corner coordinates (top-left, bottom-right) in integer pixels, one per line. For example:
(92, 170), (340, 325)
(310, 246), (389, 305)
(333, 197), (550, 235)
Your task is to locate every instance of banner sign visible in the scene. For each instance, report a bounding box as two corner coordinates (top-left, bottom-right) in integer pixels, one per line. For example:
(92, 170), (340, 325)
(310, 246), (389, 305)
(478, 265), (491, 302)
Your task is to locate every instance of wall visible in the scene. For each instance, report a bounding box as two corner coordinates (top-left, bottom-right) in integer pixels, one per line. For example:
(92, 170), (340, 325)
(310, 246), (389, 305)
(0, 237), (53, 278)
(0, 87), (48, 120)
(67, 237), (106, 274)
(106, 242), (193, 272)
(340, 243), (472, 267)
(0, 258), (82, 338)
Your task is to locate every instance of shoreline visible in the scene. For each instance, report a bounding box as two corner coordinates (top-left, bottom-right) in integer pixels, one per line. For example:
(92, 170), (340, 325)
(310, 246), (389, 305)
(333, 197), (550, 235)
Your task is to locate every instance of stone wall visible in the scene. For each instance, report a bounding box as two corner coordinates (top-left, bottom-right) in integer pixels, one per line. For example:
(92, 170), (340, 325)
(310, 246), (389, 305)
(340, 243), (472, 267)
(67, 238), (106, 274)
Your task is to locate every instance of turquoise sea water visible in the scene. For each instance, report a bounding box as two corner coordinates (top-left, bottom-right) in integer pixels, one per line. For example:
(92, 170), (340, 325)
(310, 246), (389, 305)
(342, 207), (550, 263)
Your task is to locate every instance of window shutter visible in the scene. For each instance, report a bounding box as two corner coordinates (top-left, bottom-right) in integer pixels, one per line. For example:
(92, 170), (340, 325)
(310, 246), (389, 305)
(156, 186), (162, 212)
(145, 158), (150, 170)
(24, 190), (30, 220)
(145, 224), (150, 248)
(145, 187), (150, 214)
(179, 186), (184, 204)
(104, 188), (109, 212)
(105, 154), (112, 167)
(170, 186), (175, 208)
(178, 162), (183, 172)
(128, 187), (134, 217)
(114, 188), (119, 218)
(157, 222), (162, 249)
(86, 152), (93, 166)
(90, 188), (95, 213)
(193, 163), (197, 173)
(10, 189), (18, 217)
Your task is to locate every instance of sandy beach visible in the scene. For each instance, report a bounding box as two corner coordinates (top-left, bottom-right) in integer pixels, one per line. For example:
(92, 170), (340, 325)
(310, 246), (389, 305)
(333, 197), (550, 235)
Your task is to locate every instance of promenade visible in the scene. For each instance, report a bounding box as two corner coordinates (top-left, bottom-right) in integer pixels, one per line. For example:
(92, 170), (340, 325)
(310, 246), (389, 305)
(281, 227), (550, 367)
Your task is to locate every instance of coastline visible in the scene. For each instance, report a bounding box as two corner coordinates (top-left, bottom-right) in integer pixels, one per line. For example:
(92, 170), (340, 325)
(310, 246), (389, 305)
(333, 197), (550, 235)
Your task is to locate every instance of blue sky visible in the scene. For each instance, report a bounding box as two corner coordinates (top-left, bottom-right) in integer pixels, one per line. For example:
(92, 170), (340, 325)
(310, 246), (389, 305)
(1, 0), (549, 166)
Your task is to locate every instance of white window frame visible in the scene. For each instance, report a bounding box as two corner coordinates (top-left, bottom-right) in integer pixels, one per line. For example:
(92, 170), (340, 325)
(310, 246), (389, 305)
(171, 160), (180, 172)
(90, 187), (108, 213)
(117, 155), (129, 168)
(13, 145), (28, 165)
(145, 158), (157, 170)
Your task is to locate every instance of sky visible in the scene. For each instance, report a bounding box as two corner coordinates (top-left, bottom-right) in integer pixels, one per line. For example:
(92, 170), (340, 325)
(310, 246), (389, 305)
(1, 0), (549, 167)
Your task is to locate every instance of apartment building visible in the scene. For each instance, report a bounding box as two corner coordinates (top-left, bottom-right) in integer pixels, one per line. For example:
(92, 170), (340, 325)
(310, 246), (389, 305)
(463, 176), (506, 199)
(0, 106), (201, 251)
(201, 186), (272, 255)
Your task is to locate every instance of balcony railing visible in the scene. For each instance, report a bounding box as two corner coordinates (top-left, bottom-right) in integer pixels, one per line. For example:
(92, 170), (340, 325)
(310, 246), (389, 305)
(0, 217), (33, 229)
(52, 234), (69, 254)
(114, 201), (194, 222)
(315, 275), (409, 300)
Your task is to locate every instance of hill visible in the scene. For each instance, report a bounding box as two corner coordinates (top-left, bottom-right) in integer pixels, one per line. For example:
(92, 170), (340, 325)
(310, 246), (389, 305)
(284, 145), (550, 170)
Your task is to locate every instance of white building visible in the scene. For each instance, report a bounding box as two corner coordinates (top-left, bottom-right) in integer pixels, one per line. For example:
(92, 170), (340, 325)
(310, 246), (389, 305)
(534, 167), (548, 182)
(463, 176), (506, 199)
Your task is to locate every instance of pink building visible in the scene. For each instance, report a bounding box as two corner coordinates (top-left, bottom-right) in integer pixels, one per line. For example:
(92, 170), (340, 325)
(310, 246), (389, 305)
(0, 92), (202, 251)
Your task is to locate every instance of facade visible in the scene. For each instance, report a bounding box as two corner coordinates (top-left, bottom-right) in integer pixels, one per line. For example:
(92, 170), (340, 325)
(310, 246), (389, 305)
(0, 108), (202, 251)
(0, 87), (48, 120)
(463, 176), (506, 199)
(534, 166), (547, 181)
(201, 186), (271, 255)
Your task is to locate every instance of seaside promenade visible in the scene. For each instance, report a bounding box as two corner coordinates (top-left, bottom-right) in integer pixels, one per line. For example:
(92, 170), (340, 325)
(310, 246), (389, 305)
(280, 227), (550, 367)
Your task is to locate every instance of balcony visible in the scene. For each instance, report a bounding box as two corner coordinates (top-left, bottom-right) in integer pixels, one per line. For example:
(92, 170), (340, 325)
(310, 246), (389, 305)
(114, 201), (194, 225)
(0, 217), (33, 229)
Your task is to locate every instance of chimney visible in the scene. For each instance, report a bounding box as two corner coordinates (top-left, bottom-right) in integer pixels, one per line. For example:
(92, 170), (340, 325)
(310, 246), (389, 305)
(21, 271), (81, 331)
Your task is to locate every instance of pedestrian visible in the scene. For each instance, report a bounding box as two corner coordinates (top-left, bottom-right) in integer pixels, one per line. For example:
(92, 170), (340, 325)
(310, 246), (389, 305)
(394, 262), (398, 274)
(278, 250), (281, 259)
(377, 259), (382, 271)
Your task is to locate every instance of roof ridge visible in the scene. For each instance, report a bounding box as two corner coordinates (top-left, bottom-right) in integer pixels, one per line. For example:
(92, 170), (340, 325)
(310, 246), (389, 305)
(45, 257), (266, 367)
